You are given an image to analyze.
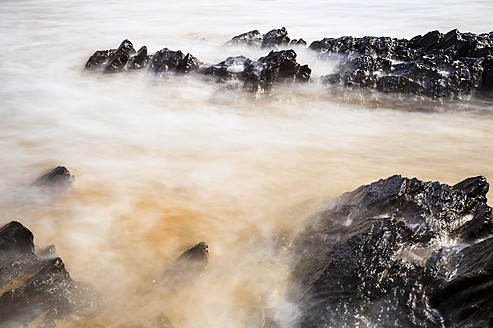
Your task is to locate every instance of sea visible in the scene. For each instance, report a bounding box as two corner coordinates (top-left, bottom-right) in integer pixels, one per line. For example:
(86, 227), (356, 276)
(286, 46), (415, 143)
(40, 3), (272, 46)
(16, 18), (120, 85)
(1, 0), (492, 326)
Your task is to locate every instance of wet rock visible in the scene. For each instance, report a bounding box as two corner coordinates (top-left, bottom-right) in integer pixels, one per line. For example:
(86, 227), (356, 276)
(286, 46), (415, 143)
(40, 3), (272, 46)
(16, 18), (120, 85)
(289, 38), (307, 47)
(261, 27), (290, 48)
(30, 165), (74, 194)
(104, 39), (136, 73)
(148, 48), (200, 76)
(199, 55), (249, 83)
(0, 221), (95, 327)
(243, 49), (311, 93)
(0, 221), (34, 261)
(127, 46), (150, 70)
(160, 242), (209, 291)
(313, 29), (493, 99)
(225, 27), (291, 49)
(85, 49), (117, 71)
(289, 175), (493, 327)
(224, 30), (263, 47)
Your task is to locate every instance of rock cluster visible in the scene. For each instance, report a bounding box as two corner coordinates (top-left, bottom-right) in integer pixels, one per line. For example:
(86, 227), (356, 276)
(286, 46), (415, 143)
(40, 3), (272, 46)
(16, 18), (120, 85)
(311, 29), (493, 99)
(84, 33), (311, 94)
(289, 175), (493, 327)
(84, 28), (493, 99)
(0, 221), (95, 328)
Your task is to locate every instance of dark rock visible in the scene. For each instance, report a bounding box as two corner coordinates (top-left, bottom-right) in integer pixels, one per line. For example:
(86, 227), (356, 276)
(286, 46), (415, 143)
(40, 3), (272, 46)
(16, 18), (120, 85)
(429, 236), (493, 328)
(243, 49), (311, 93)
(127, 46), (150, 70)
(160, 242), (209, 291)
(30, 166), (74, 194)
(225, 27), (291, 49)
(224, 30), (262, 47)
(148, 48), (200, 76)
(0, 221), (34, 261)
(261, 27), (290, 48)
(199, 55), (249, 83)
(0, 221), (95, 327)
(289, 175), (493, 327)
(104, 39), (136, 73)
(85, 49), (117, 71)
(312, 29), (493, 99)
(289, 38), (307, 47)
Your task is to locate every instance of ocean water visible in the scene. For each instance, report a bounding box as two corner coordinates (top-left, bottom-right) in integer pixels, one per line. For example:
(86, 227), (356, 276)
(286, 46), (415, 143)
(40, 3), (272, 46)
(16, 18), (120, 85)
(1, 0), (492, 326)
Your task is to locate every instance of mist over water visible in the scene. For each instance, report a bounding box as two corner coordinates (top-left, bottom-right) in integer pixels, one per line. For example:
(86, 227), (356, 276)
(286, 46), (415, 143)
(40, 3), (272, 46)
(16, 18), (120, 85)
(1, 0), (493, 326)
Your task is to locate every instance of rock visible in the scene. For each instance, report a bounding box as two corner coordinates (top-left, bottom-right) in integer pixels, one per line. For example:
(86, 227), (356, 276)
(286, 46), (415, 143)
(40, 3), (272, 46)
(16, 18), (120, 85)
(0, 221), (34, 261)
(104, 39), (136, 73)
(148, 48), (200, 76)
(0, 221), (95, 327)
(225, 27), (291, 49)
(312, 29), (493, 99)
(243, 49), (311, 93)
(127, 46), (150, 70)
(224, 30), (263, 47)
(30, 166), (74, 194)
(289, 38), (307, 47)
(288, 175), (493, 327)
(85, 49), (117, 71)
(160, 242), (209, 291)
(199, 55), (249, 83)
(261, 27), (290, 48)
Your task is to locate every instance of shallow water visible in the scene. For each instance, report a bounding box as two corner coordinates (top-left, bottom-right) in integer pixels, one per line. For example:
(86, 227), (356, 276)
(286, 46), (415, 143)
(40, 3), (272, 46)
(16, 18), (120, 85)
(1, 0), (493, 326)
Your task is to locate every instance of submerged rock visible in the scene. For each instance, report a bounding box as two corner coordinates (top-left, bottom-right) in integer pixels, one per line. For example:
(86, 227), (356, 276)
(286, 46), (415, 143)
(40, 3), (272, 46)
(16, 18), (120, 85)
(289, 175), (493, 327)
(224, 27), (290, 49)
(312, 29), (493, 99)
(243, 49), (311, 93)
(160, 242), (209, 291)
(0, 221), (95, 327)
(30, 165), (74, 194)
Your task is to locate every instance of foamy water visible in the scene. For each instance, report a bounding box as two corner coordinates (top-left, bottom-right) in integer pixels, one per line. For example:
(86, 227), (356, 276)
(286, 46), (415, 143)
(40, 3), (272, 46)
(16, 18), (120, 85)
(1, 0), (493, 326)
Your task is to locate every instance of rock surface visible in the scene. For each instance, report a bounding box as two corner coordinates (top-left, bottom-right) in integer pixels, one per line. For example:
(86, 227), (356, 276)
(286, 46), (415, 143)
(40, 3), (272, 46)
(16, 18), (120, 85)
(224, 27), (291, 48)
(288, 175), (493, 327)
(312, 29), (493, 99)
(30, 165), (75, 195)
(0, 221), (95, 328)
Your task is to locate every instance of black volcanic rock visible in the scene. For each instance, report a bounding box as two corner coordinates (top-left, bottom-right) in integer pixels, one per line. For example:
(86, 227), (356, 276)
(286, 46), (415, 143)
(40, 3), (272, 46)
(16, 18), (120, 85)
(199, 55), (249, 83)
(0, 221), (34, 261)
(289, 175), (493, 327)
(224, 29), (263, 47)
(0, 221), (95, 327)
(127, 46), (151, 70)
(312, 29), (493, 99)
(148, 48), (200, 76)
(104, 39), (136, 73)
(160, 242), (209, 292)
(243, 49), (311, 93)
(225, 27), (291, 49)
(30, 166), (74, 194)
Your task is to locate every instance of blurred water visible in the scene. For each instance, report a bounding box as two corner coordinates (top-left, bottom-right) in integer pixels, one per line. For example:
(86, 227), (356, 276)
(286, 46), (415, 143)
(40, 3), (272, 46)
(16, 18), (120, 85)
(0, 0), (492, 326)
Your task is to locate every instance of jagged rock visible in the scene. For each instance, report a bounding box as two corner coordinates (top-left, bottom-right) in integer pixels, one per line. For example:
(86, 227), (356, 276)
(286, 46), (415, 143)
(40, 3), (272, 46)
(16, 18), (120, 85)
(224, 30), (263, 47)
(85, 49), (117, 71)
(289, 38), (307, 47)
(148, 48), (200, 76)
(160, 242), (209, 291)
(0, 221), (34, 261)
(0, 221), (95, 327)
(30, 166), (74, 195)
(225, 27), (291, 49)
(261, 27), (290, 48)
(127, 46), (150, 70)
(313, 29), (493, 99)
(288, 175), (493, 327)
(199, 55), (249, 83)
(104, 39), (136, 73)
(243, 49), (311, 93)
